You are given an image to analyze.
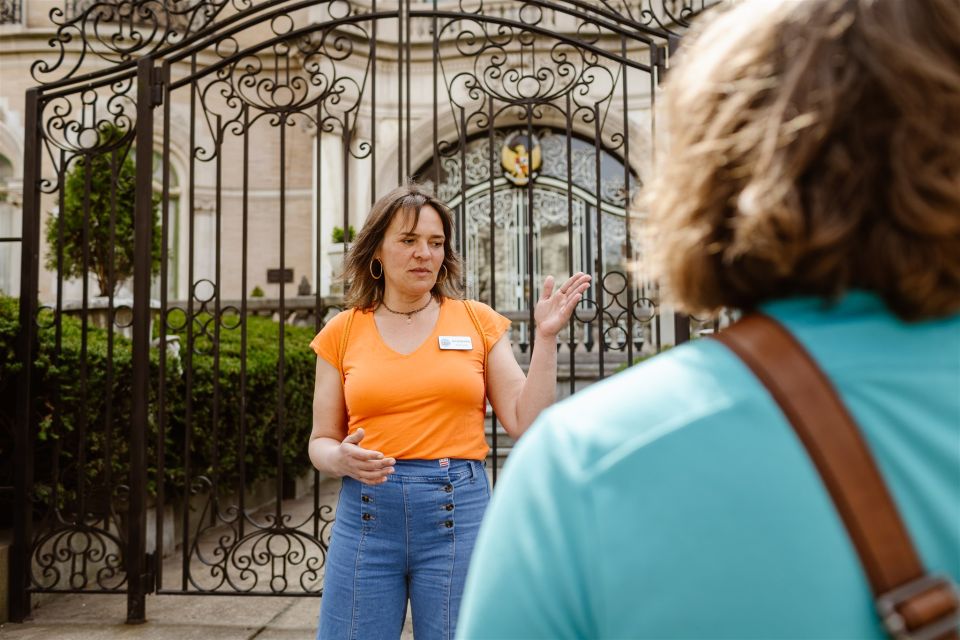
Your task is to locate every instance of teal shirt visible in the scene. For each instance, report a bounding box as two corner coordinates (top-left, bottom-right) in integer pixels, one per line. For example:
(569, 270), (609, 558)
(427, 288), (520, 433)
(457, 293), (960, 639)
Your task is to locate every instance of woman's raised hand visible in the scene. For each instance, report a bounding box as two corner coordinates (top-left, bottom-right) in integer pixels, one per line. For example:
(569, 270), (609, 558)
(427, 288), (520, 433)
(534, 272), (592, 338)
(336, 428), (396, 485)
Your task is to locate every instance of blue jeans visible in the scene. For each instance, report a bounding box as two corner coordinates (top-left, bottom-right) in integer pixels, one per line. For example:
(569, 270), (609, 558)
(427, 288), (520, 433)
(318, 459), (490, 640)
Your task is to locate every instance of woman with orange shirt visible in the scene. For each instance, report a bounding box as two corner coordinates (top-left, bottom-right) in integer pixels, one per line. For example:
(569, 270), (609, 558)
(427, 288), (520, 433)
(308, 182), (589, 639)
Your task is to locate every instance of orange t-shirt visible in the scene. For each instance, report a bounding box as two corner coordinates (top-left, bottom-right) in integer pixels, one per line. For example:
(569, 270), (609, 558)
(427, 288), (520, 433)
(309, 298), (510, 460)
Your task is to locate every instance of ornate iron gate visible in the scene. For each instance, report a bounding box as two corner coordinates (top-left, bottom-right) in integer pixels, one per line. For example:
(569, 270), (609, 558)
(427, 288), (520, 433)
(12, 0), (718, 623)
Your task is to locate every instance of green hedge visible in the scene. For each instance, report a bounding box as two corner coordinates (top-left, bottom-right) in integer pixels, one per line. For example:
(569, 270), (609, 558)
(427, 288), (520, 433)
(161, 310), (318, 493)
(0, 296), (19, 520)
(0, 296), (318, 521)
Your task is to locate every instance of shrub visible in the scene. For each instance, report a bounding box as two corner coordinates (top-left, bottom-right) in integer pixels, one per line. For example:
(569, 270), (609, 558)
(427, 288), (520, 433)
(0, 296), (318, 523)
(161, 313), (317, 491)
(331, 225), (355, 243)
(0, 295), (19, 387)
(0, 296), (19, 521)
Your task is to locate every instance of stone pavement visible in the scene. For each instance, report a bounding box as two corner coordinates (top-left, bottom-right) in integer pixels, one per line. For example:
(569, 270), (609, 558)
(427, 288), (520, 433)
(0, 593), (416, 639)
(0, 476), (416, 640)
(0, 591), (321, 639)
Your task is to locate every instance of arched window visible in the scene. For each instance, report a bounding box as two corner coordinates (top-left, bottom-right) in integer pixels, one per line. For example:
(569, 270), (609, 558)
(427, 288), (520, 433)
(0, 153), (18, 297)
(153, 151), (182, 298)
(416, 128), (641, 312)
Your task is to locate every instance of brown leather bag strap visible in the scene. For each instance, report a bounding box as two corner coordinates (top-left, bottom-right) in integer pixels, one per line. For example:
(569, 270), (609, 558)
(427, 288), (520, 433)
(714, 314), (959, 639)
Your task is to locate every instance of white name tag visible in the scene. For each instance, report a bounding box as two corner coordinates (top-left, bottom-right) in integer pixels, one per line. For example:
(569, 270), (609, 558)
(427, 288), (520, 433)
(438, 336), (473, 350)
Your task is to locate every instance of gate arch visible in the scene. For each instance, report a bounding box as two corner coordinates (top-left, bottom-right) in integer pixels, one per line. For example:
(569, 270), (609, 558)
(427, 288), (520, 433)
(11, 0), (721, 622)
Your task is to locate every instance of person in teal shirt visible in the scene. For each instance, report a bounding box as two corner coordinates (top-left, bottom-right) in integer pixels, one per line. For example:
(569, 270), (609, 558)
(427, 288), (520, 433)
(456, 0), (960, 637)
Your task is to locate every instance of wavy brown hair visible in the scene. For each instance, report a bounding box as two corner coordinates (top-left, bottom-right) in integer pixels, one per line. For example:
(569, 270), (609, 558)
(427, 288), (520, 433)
(648, 0), (960, 321)
(342, 182), (464, 310)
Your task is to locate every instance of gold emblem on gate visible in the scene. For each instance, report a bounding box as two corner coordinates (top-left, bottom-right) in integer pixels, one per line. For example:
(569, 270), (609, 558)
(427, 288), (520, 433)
(501, 133), (542, 186)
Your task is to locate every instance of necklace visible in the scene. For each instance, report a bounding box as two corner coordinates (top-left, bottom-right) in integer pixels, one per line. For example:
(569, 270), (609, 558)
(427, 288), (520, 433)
(380, 297), (433, 324)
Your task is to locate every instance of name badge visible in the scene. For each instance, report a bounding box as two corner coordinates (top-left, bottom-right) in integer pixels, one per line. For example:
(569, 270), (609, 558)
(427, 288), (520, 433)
(439, 336), (473, 350)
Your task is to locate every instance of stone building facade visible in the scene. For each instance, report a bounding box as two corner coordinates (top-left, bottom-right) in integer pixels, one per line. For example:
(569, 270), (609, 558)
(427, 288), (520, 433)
(1, 0), (714, 347)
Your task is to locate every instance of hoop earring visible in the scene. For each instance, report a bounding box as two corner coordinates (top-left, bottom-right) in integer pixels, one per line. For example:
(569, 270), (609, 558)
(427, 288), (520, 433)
(369, 258), (383, 280)
(437, 263), (448, 284)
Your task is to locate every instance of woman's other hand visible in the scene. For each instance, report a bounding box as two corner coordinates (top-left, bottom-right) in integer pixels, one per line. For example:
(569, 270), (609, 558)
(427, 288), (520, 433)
(336, 428), (396, 485)
(534, 272), (591, 338)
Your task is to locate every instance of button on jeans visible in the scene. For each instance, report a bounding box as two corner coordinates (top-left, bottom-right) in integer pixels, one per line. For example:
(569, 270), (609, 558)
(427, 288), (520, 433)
(318, 459), (490, 640)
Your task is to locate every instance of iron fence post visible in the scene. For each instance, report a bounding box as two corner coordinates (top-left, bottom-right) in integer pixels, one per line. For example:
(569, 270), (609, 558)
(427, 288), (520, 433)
(127, 57), (156, 624)
(674, 313), (691, 345)
(663, 32), (688, 345)
(11, 86), (41, 624)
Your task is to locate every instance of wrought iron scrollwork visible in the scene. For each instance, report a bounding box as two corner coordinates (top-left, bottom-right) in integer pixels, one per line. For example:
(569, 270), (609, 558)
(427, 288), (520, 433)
(188, 13), (374, 165)
(34, 74), (137, 197)
(30, 484), (131, 591)
(565, 271), (632, 353)
(28, 0), (723, 85)
(166, 278), (245, 354)
(32, 524), (127, 591)
(32, 0), (240, 84)
(183, 476), (334, 593)
(440, 15), (622, 126)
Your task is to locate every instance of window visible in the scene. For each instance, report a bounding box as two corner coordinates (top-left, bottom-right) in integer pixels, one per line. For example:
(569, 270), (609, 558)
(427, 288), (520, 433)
(153, 151), (181, 298)
(415, 129), (642, 311)
(0, 153), (19, 296)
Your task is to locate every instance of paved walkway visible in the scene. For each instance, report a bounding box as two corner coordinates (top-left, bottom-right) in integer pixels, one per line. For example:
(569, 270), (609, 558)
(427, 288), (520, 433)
(0, 591), (322, 639)
(1, 478), (416, 639)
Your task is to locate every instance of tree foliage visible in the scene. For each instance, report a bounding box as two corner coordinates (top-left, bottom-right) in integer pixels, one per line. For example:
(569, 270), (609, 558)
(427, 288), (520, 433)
(44, 125), (161, 297)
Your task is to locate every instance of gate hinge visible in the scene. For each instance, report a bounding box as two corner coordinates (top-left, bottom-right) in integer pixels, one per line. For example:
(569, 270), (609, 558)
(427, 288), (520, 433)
(150, 68), (164, 108)
(653, 43), (668, 84)
(654, 36), (681, 85)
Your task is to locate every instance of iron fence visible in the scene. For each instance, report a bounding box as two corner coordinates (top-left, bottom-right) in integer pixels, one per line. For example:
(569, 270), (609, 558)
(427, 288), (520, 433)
(11, 0), (721, 623)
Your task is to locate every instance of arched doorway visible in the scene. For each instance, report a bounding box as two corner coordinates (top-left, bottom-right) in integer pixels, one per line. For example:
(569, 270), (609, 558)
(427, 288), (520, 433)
(416, 128), (655, 353)
(418, 128), (638, 309)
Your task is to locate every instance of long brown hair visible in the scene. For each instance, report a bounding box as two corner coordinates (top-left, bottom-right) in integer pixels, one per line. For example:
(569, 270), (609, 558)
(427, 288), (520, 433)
(342, 183), (464, 310)
(647, 0), (960, 321)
